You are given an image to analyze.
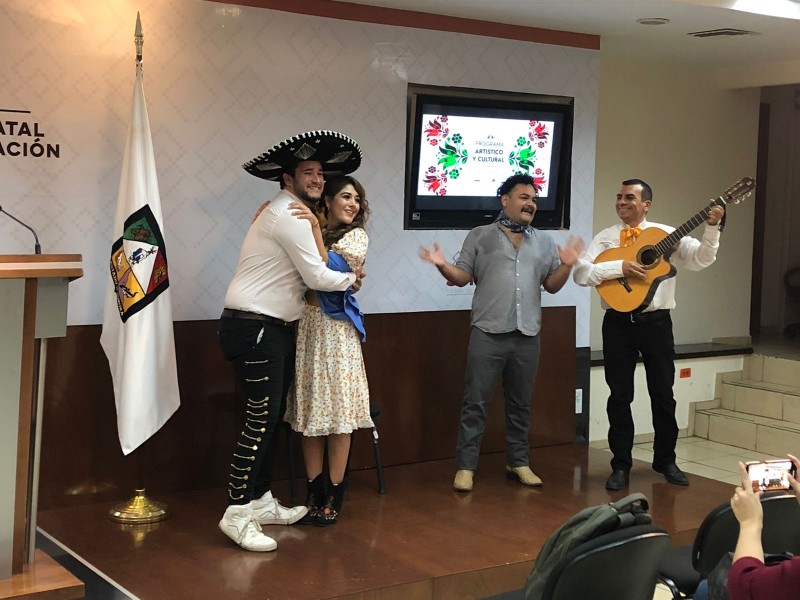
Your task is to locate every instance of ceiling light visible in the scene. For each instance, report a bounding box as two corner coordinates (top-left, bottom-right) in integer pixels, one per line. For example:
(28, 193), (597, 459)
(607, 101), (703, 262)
(636, 17), (670, 25)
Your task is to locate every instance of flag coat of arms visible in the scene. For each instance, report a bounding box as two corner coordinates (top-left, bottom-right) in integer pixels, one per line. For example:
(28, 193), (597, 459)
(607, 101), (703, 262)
(100, 60), (180, 455)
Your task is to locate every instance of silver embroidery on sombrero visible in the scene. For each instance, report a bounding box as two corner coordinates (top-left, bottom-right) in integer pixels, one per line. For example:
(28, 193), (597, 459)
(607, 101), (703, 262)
(327, 150), (352, 164)
(255, 161), (280, 172)
(292, 143), (317, 160)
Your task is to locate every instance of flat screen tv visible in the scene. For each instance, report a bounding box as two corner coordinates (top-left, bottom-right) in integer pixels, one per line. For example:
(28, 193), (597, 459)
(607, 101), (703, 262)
(404, 83), (573, 230)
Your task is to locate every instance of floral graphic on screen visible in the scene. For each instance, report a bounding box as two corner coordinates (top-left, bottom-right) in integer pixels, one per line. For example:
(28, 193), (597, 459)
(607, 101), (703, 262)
(508, 120), (550, 191)
(424, 115), (449, 146)
(529, 120), (549, 146)
(422, 115), (469, 196)
(422, 165), (448, 195)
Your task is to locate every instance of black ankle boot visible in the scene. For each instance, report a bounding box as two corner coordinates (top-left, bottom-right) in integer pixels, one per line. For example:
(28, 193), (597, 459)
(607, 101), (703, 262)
(299, 474), (325, 525)
(315, 476), (347, 527)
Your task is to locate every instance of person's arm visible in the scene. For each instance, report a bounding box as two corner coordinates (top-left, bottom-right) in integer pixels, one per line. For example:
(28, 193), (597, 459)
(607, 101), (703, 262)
(727, 455), (800, 600)
(252, 200), (270, 223)
(274, 210), (355, 292)
(732, 461), (765, 564)
(330, 229), (369, 294)
(543, 235), (584, 294)
(419, 242), (473, 287)
(674, 203), (724, 271)
(333, 227), (368, 271)
(288, 201), (327, 264)
(572, 229), (631, 288)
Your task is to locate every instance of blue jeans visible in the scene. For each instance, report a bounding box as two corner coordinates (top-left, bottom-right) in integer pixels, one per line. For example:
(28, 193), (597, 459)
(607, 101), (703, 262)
(693, 579), (709, 600)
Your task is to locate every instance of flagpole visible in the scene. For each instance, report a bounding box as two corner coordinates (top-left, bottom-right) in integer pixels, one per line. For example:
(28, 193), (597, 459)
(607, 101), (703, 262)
(107, 12), (169, 525)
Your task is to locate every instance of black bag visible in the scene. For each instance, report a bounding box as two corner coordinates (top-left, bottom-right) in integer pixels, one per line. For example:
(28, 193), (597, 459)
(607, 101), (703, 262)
(525, 493), (653, 600)
(706, 551), (794, 600)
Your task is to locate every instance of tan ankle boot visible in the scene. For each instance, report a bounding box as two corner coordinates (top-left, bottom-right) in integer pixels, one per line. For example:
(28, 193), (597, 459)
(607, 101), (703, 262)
(453, 469), (474, 492)
(506, 465), (543, 487)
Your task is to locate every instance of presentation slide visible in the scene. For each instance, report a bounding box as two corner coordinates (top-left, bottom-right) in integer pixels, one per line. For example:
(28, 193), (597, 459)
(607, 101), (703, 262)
(416, 113), (555, 198)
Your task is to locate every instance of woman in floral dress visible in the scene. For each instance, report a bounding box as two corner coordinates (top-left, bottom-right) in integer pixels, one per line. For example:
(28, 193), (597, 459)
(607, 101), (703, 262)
(284, 175), (372, 525)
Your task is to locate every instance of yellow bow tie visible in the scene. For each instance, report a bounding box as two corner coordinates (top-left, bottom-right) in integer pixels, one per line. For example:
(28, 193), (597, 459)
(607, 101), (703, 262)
(620, 226), (642, 248)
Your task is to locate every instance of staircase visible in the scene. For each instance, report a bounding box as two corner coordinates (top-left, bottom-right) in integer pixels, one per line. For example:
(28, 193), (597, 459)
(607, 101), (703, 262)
(693, 354), (800, 456)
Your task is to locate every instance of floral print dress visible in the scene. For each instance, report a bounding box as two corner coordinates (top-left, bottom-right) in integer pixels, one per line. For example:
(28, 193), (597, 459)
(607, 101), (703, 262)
(285, 228), (373, 436)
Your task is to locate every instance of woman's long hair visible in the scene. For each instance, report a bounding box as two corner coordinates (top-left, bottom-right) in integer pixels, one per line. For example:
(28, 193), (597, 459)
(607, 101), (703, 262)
(321, 175), (370, 248)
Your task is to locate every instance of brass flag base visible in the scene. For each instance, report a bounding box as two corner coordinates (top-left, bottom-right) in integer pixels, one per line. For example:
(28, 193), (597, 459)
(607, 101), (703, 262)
(108, 488), (168, 524)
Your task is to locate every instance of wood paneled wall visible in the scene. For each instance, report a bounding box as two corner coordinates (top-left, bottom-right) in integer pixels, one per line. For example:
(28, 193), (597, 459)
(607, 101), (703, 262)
(38, 308), (575, 510)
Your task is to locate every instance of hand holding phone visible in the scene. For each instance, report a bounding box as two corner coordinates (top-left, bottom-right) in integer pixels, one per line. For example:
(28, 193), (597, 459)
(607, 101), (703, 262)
(745, 459), (797, 492)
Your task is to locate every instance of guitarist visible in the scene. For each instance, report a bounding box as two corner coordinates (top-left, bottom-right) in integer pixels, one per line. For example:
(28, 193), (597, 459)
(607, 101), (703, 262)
(573, 178), (725, 491)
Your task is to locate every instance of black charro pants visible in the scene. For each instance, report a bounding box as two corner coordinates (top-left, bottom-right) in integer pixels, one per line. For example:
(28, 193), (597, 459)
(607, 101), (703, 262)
(602, 310), (678, 473)
(218, 317), (296, 505)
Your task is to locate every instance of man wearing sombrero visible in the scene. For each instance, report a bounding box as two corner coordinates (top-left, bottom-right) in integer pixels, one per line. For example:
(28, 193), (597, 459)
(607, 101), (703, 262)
(217, 130), (362, 551)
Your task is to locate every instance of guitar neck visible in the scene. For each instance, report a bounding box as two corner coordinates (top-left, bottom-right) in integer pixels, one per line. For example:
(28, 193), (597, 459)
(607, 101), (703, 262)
(652, 197), (723, 257)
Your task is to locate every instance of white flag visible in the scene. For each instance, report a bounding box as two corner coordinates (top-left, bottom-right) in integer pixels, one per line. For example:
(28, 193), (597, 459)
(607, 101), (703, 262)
(100, 61), (180, 455)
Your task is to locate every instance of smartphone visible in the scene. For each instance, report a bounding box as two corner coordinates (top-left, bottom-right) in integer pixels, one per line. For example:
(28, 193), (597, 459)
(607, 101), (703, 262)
(745, 459), (797, 492)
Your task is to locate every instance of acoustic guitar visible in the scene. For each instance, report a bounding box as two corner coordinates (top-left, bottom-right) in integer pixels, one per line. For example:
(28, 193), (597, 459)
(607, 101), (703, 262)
(594, 177), (755, 313)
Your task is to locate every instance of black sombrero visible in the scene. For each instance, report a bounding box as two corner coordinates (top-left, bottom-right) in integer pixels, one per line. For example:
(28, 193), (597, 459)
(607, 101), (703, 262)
(242, 130), (362, 181)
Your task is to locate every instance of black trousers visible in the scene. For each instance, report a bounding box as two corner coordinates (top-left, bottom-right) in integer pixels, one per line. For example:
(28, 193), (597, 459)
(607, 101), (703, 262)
(602, 310), (678, 472)
(218, 316), (296, 505)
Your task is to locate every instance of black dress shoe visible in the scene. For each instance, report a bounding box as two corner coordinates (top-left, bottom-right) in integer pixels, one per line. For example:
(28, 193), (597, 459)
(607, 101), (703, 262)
(606, 469), (630, 490)
(654, 463), (689, 486)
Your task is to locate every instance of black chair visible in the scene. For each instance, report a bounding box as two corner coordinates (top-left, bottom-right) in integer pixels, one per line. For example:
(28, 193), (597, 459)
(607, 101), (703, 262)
(542, 524), (671, 600)
(343, 404), (386, 493)
(659, 492), (800, 598)
(364, 404), (386, 494)
(481, 524), (670, 600)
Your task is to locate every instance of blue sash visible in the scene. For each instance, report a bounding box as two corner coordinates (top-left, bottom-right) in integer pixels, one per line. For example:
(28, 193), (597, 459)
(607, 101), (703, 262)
(317, 251), (366, 342)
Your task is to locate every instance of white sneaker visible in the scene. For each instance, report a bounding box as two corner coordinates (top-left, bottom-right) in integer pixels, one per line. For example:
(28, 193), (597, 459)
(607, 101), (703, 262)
(219, 504), (277, 552)
(252, 491), (308, 525)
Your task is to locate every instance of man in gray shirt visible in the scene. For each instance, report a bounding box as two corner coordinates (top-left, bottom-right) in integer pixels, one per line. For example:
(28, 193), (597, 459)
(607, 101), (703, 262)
(420, 174), (583, 492)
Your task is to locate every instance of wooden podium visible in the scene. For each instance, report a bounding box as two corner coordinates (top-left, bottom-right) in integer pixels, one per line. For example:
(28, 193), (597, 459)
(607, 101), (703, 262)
(0, 255), (84, 598)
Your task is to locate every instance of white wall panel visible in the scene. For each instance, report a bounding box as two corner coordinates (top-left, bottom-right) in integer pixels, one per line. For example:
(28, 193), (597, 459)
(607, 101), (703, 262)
(0, 1), (598, 346)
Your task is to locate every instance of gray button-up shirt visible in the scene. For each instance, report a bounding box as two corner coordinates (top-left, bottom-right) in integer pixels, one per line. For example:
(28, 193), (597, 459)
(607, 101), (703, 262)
(456, 223), (560, 336)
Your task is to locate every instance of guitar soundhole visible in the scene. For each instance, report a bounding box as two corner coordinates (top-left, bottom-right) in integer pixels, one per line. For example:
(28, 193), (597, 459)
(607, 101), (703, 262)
(639, 248), (659, 267)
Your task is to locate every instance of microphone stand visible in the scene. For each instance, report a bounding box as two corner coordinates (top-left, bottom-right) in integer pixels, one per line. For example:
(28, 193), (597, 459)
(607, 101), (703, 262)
(0, 205), (41, 254)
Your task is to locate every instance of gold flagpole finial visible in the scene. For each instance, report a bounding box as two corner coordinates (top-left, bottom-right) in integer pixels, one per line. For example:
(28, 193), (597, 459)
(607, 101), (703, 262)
(135, 12), (143, 63)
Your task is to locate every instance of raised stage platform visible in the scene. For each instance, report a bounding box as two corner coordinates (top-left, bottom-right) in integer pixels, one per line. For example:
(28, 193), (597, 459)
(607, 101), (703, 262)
(36, 446), (736, 600)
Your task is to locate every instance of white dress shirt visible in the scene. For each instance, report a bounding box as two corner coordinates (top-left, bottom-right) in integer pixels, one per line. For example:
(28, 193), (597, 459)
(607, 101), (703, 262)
(572, 219), (721, 312)
(224, 190), (355, 322)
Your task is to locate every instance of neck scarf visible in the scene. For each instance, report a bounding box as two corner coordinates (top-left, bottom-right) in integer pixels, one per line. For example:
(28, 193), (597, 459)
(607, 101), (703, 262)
(495, 210), (531, 234)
